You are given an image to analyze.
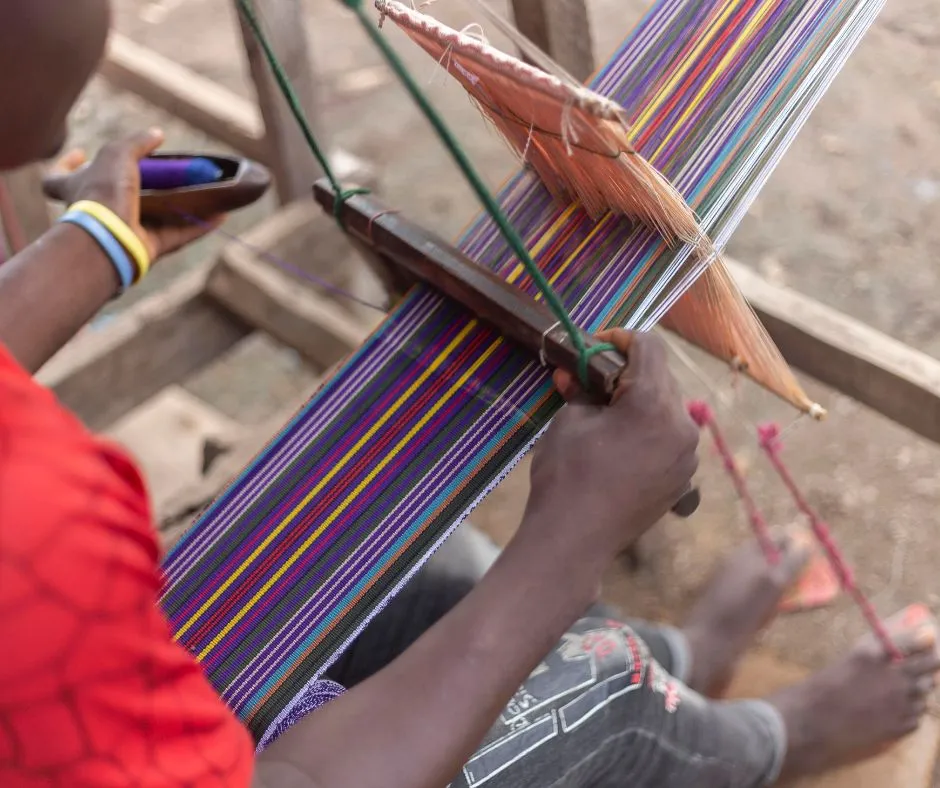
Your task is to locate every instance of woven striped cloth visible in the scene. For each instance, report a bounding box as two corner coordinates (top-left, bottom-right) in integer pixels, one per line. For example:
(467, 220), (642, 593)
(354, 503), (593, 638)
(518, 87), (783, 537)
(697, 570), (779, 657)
(160, 0), (883, 744)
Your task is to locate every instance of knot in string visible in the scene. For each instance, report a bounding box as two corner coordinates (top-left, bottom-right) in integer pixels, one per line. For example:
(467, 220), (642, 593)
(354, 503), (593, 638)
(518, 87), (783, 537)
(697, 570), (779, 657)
(333, 187), (371, 222)
(756, 422), (782, 453)
(577, 341), (617, 390)
(686, 399), (714, 428)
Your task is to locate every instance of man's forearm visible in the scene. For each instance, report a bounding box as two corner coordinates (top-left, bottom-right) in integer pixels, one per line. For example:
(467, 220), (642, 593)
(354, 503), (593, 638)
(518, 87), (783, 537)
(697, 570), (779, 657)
(0, 223), (117, 372)
(257, 515), (603, 788)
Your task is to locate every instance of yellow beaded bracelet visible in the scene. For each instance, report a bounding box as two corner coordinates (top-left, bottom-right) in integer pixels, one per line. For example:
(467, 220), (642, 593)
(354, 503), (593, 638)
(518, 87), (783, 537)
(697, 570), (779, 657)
(68, 201), (151, 281)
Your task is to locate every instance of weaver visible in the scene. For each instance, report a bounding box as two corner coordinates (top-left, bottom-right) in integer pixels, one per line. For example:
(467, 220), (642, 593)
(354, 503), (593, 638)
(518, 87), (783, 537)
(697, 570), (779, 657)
(1, 0), (937, 787)
(164, 0), (887, 737)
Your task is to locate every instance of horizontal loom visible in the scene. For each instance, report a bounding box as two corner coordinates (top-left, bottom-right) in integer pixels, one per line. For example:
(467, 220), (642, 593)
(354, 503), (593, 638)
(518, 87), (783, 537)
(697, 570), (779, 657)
(154, 0), (891, 748)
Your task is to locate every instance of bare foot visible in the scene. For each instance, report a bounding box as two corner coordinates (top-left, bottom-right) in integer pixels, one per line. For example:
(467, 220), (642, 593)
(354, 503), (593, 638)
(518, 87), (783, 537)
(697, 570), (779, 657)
(772, 605), (940, 780)
(682, 528), (813, 696)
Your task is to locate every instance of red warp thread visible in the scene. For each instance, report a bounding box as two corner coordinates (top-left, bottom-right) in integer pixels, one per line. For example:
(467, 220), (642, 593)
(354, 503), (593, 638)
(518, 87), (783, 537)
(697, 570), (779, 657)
(757, 423), (903, 661)
(687, 400), (781, 564)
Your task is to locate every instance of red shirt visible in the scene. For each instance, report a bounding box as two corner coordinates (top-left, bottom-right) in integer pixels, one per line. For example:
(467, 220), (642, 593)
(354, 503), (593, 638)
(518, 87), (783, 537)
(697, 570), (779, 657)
(0, 342), (254, 787)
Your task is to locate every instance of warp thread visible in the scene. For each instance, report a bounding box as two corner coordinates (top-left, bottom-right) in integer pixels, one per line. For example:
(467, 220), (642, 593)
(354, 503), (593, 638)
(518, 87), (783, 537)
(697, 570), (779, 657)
(237, 0), (611, 387)
(164, 0), (892, 740)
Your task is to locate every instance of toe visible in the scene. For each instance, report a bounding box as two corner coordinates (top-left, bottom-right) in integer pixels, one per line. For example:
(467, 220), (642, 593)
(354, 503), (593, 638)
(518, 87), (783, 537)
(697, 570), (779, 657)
(851, 606), (939, 666)
(771, 525), (814, 583)
(894, 624), (937, 659)
(902, 651), (940, 679)
(875, 605), (939, 658)
(914, 675), (936, 697)
(900, 717), (923, 736)
(777, 525), (816, 577)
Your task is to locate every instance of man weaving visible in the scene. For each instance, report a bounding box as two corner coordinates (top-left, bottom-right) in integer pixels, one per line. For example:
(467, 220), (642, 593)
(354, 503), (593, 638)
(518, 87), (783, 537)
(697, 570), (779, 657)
(1, 2), (937, 787)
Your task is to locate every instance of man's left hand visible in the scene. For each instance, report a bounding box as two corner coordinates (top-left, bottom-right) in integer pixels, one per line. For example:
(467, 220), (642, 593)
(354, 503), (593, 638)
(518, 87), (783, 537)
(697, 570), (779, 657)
(50, 129), (225, 261)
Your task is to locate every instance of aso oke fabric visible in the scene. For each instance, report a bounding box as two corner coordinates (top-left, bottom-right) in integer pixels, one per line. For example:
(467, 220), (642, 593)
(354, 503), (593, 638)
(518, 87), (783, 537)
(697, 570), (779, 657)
(160, 0), (883, 744)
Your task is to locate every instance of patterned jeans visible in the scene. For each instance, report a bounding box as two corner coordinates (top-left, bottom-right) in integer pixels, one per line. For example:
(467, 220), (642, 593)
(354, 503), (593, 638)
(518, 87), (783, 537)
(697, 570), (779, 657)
(327, 526), (786, 788)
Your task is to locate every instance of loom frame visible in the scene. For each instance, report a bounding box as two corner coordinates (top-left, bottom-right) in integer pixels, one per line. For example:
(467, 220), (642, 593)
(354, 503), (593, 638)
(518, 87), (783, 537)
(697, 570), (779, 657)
(5, 4), (940, 783)
(17, 0), (939, 445)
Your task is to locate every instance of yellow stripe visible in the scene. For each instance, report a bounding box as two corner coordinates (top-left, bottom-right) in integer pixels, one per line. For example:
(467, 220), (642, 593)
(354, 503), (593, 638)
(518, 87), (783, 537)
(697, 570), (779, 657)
(181, 1), (750, 648)
(175, 319), (482, 641)
(195, 333), (502, 658)
(69, 200), (151, 280)
(649, 1), (776, 161)
(505, 204), (579, 286)
(631, 0), (737, 133)
(547, 214), (615, 290)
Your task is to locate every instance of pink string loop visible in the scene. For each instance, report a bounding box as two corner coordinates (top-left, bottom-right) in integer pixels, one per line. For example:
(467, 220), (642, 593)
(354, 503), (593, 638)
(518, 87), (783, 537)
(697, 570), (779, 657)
(687, 401), (780, 564)
(757, 421), (902, 661)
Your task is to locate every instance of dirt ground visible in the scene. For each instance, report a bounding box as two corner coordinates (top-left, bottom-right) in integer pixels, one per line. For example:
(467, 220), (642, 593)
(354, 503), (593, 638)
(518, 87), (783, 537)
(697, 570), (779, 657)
(63, 0), (940, 677)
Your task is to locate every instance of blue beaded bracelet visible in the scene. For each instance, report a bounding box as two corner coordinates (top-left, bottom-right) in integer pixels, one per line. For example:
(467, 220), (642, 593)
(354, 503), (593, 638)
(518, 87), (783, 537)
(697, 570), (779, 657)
(59, 209), (136, 292)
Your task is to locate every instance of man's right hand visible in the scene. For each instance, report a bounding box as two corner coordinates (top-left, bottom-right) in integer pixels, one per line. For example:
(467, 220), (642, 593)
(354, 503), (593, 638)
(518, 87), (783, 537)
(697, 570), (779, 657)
(257, 328), (697, 788)
(518, 328), (699, 569)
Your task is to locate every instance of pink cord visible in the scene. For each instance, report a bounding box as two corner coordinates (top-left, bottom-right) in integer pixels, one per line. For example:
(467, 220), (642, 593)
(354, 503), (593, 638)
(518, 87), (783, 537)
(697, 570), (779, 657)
(757, 423), (902, 661)
(688, 401), (781, 564)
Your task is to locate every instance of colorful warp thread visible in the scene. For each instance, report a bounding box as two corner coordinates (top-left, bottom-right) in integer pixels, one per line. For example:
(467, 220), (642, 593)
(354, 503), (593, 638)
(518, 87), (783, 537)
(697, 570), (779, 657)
(160, 0), (886, 743)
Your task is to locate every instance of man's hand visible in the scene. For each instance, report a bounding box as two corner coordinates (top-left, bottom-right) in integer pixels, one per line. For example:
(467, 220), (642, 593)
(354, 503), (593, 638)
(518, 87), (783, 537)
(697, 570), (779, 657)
(50, 129), (224, 260)
(0, 130), (227, 372)
(256, 330), (697, 788)
(520, 328), (699, 564)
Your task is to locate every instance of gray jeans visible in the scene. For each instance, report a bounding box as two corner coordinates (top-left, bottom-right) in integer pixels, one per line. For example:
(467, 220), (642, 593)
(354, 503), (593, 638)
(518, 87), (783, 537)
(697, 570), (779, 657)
(327, 526), (786, 787)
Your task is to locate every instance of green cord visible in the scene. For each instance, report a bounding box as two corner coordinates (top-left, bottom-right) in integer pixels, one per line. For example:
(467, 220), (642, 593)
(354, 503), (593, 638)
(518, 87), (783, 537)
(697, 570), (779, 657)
(239, 0), (610, 389)
(348, 3), (591, 365)
(578, 341), (617, 392)
(237, 0), (368, 219)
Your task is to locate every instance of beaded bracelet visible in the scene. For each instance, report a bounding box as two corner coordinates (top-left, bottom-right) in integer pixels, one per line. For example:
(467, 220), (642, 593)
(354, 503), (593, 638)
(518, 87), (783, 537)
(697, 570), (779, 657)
(59, 210), (136, 292)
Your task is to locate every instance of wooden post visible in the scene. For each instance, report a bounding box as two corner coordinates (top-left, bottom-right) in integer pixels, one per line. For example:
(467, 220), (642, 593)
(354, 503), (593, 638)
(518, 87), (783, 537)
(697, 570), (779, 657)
(726, 260), (940, 445)
(510, 0), (595, 83)
(100, 35), (379, 192)
(0, 165), (52, 253)
(235, 0), (323, 203)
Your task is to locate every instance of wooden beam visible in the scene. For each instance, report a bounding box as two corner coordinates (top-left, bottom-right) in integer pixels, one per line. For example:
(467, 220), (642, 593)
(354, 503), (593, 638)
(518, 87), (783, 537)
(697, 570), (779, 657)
(510, 0), (595, 83)
(36, 263), (251, 431)
(158, 393), (313, 538)
(107, 386), (245, 519)
(208, 242), (371, 370)
(100, 34), (378, 194)
(101, 33), (268, 161)
(727, 259), (940, 444)
(235, 0), (323, 203)
(206, 201), (940, 447)
(0, 165), (52, 252)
